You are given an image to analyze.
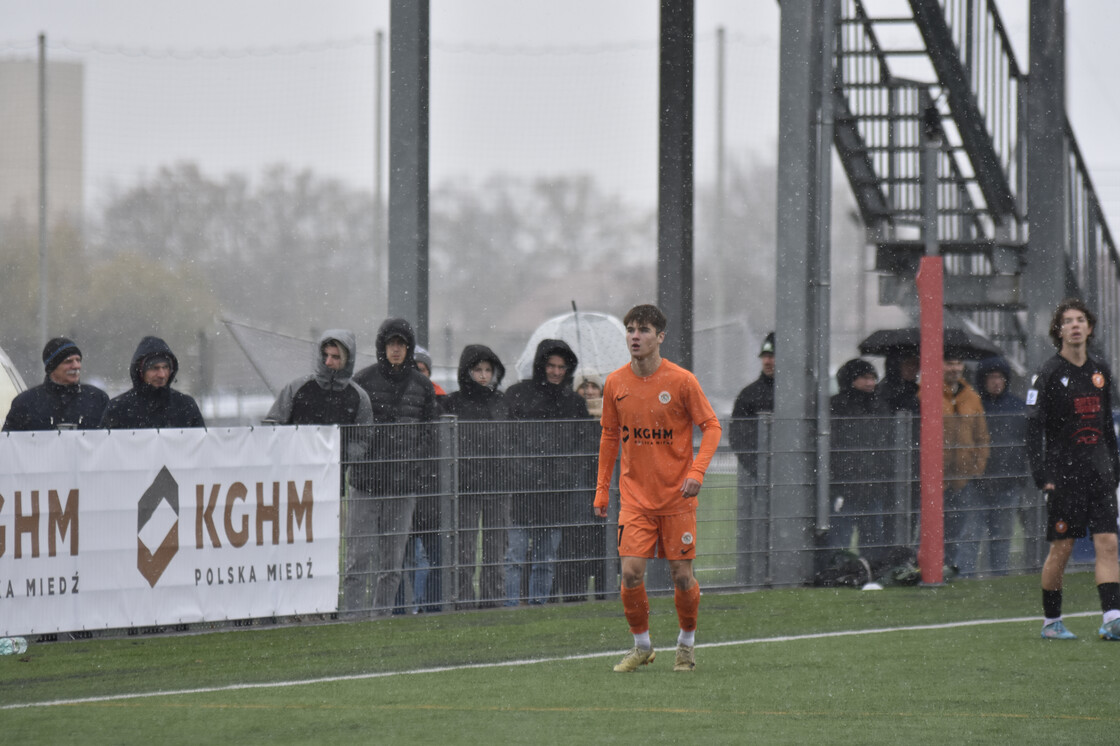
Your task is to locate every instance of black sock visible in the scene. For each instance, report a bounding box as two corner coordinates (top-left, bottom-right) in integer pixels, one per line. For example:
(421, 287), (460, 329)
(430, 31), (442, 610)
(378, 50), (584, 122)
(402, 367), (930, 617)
(1097, 582), (1120, 613)
(1043, 589), (1063, 619)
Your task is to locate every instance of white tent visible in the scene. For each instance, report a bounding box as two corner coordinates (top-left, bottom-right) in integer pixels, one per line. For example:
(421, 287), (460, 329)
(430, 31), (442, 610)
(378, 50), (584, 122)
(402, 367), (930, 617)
(514, 310), (629, 384)
(0, 344), (28, 423)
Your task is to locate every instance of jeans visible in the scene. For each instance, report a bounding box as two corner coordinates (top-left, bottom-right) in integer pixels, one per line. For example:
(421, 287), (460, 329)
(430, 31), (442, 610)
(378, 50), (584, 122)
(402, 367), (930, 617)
(945, 482), (983, 576)
(504, 527), (561, 605)
(974, 479), (1023, 575)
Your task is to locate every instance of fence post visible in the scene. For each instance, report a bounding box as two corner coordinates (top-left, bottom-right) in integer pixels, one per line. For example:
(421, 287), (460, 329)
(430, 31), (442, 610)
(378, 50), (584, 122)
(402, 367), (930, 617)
(437, 414), (457, 604)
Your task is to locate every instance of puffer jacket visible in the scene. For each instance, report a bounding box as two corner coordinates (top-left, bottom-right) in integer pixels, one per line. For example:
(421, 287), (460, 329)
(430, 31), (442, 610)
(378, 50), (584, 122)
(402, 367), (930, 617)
(352, 318), (439, 495)
(442, 344), (508, 496)
(504, 339), (594, 526)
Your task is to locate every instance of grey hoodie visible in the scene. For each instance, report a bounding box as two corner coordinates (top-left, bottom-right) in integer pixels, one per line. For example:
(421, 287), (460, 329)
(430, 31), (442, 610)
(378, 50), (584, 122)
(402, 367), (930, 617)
(265, 329), (374, 430)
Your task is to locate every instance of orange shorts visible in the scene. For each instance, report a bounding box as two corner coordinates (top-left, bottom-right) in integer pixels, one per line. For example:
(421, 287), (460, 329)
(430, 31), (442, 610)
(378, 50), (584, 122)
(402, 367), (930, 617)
(616, 509), (697, 560)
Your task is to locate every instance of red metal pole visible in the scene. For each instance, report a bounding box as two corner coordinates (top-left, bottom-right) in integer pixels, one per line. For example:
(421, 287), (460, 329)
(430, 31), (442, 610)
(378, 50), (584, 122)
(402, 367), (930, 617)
(916, 257), (944, 584)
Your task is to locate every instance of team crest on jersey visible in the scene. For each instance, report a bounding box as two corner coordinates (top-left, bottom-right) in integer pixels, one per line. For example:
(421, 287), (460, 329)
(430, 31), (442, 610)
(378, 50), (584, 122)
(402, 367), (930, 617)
(681, 531), (694, 545)
(1093, 372), (1106, 389)
(1054, 520), (1068, 535)
(658, 391), (672, 404)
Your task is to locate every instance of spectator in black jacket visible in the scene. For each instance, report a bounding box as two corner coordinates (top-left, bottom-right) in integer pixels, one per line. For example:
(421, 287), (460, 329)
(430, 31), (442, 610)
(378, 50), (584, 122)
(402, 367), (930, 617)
(729, 332), (775, 475)
(442, 344), (510, 608)
(100, 336), (204, 429)
(350, 318), (439, 615)
(3, 337), (108, 431)
(503, 338), (590, 605)
(828, 358), (889, 563)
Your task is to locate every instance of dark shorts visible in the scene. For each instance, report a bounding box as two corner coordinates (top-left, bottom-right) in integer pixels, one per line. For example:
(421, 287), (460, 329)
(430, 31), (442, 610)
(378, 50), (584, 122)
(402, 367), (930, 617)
(1046, 478), (1120, 541)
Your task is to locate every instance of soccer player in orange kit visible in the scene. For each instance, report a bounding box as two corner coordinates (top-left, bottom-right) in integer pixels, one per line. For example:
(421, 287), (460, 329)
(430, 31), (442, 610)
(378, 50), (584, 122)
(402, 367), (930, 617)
(594, 304), (722, 672)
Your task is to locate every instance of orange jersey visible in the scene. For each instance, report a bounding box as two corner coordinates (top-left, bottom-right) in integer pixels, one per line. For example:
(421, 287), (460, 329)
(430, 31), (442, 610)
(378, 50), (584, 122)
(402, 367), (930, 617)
(595, 359), (722, 516)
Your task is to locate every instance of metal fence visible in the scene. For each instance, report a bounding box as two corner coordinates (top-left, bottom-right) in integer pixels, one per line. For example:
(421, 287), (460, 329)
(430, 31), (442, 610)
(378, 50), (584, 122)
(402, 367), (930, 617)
(334, 411), (1048, 617)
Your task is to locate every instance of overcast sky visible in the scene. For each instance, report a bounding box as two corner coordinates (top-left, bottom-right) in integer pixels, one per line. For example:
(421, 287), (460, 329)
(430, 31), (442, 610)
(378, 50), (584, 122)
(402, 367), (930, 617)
(2, 0), (1119, 226)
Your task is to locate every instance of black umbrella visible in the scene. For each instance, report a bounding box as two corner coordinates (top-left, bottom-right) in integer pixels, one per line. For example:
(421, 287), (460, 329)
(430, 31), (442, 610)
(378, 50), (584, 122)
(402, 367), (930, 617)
(858, 327), (1001, 361)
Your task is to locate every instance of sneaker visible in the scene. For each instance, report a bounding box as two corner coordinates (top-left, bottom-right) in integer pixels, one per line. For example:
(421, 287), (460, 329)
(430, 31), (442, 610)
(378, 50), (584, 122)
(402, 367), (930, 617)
(613, 646), (656, 672)
(1098, 618), (1120, 641)
(1041, 620), (1077, 640)
(672, 644), (696, 672)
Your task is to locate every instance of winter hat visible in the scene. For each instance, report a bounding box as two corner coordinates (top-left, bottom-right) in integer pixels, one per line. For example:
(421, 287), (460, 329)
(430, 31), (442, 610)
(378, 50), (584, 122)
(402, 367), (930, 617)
(43, 337), (81, 374)
(414, 345), (433, 372)
(836, 358), (878, 390)
(759, 332), (775, 357)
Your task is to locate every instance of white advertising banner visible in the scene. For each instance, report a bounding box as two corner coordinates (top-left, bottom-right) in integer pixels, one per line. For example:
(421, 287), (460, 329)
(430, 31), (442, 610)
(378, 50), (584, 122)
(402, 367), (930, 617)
(0, 426), (341, 636)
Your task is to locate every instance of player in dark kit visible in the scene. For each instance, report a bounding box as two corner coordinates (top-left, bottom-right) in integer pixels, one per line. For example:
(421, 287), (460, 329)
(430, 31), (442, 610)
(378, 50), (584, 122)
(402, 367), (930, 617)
(1026, 298), (1120, 640)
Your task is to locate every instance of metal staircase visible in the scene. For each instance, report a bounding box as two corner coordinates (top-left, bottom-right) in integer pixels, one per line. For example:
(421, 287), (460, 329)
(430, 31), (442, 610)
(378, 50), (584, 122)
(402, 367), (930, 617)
(833, 0), (1120, 369)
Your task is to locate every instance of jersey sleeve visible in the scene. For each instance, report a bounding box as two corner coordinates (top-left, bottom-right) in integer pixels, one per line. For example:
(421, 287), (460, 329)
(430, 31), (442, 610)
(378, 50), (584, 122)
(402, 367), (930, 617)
(1024, 364), (1051, 489)
(685, 375), (722, 484)
(594, 375), (621, 509)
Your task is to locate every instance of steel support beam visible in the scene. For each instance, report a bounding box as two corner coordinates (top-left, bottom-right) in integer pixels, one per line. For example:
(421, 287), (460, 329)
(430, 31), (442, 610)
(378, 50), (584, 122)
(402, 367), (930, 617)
(772, 0), (829, 587)
(1024, 0), (1067, 371)
(657, 0), (694, 369)
(388, 0), (430, 345)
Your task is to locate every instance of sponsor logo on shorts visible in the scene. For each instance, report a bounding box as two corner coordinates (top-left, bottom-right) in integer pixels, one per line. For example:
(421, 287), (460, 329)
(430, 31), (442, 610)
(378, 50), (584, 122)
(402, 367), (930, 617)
(1054, 520), (1068, 535)
(681, 531), (694, 545)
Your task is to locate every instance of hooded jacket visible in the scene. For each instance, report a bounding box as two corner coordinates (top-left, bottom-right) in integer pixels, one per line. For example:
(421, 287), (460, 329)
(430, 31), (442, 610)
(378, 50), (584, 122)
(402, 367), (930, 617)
(351, 318), (439, 494)
(504, 339), (593, 526)
(829, 359), (889, 497)
(442, 344), (509, 495)
(877, 354), (920, 414)
(975, 357), (1026, 490)
(941, 375), (990, 491)
(100, 336), (205, 429)
(3, 376), (108, 431)
(266, 329), (374, 427)
(354, 318), (438, 425)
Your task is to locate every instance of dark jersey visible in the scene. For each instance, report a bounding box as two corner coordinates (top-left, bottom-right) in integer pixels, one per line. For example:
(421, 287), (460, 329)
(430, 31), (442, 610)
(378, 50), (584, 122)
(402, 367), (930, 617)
(1025, 353), (1120, 490)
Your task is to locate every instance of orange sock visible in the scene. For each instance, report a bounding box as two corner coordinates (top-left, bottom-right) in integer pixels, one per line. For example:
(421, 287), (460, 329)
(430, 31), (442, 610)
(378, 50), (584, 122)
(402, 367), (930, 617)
(621, 583), (650, 634)
(674, 580), (700, 632)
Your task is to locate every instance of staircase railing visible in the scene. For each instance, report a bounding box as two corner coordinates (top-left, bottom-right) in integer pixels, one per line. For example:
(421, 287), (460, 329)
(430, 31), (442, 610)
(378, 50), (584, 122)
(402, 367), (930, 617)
(1066, 121), (1120, 372)
(910, 0), (1024, 226)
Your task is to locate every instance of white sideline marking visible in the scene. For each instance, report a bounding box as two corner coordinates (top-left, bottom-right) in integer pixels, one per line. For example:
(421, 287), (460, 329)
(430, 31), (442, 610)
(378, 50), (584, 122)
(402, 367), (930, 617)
(2, 610), (1100, 711)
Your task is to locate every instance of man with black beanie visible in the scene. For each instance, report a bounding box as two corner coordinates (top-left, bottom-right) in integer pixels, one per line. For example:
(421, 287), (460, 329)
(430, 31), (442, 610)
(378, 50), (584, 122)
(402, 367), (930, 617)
(3, 337), (108, 431)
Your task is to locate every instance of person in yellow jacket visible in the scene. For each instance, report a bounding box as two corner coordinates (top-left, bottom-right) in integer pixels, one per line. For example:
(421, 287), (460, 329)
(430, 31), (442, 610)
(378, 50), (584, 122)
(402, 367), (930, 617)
(941, 356), (990, 576)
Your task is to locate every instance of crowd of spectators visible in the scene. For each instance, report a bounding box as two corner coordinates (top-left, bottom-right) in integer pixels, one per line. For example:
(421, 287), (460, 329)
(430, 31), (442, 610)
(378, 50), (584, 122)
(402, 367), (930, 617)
(5, 323), (1036, 609)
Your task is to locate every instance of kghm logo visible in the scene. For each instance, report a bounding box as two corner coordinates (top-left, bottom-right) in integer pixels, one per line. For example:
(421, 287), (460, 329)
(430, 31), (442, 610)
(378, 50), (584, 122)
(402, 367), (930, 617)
(137, 466), (179, 588)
